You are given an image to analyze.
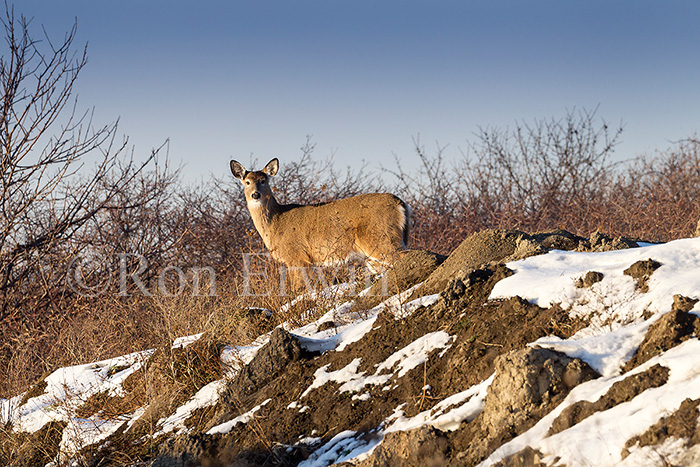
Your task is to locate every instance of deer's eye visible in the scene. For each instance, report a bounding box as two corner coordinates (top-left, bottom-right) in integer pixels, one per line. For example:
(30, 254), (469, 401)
(261, 179), (266, 184)
(245, 180), (250, 185)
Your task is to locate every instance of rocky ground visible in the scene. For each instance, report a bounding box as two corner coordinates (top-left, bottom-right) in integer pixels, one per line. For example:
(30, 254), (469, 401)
(3, 228), (700, 466)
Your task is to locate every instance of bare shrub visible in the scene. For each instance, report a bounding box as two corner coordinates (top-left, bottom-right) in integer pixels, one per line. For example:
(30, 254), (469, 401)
(603, 138), (700, 241)
(387, 139), (468, 254)
(0, 8), (132, 316)
(390, 112), (700, 251)
(276, 137), (384, 203)
(0, 7), (169, 395)
(389, 110), (622, 253)
(453, 108), (621, 235)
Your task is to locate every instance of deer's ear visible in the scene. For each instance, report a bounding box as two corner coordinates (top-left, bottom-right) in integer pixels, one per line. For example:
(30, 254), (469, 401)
(230, 160), (247, 180)
(263, 158), (279, 177)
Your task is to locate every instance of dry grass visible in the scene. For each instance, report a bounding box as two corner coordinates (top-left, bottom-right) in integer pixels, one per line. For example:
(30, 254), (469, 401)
(0, 254), (361, 464)
(0, 421), (67, 467)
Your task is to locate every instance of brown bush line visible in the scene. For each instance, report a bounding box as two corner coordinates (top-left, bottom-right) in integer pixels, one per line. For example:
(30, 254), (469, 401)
(3, 118), (700, 398)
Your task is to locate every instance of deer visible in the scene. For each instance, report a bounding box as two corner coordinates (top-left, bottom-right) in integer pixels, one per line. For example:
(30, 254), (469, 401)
(230, 158), (409, 273)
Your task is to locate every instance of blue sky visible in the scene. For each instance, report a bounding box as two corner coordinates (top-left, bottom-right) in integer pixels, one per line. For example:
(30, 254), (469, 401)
(14, 1), (700, 181)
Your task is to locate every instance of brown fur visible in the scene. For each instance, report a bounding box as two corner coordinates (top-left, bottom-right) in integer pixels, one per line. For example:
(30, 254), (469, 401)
(230, 158), (409, 270)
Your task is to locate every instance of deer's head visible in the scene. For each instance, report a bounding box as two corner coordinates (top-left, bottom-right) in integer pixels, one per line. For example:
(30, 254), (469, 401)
(230, 158), (279, 209)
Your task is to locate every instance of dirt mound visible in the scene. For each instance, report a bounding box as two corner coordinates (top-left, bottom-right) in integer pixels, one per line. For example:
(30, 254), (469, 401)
(361, 249), (445, 306)
(483, 347), (599, 435)
(575, 271), (604, 288)
(147, 258), (589, 466)
(151, 433), (217, 467)
(420, 228), (635, 296)
(491, 447), (549, 467)
(672, 293), (700, 313)
(227, 328), (304, 399)
(430, 265), (588, 399)
(623, 300), (700, 372)
(441, 348), (597, 466)
(353, 328), (596, 467)
(581, 229), (639, 252)
(352, 426), (449, 467)
(420, 229), (540, 295)
(83, 227), (653, 465)
(549, 364), (669, 435)
(531, 229), (586, 251)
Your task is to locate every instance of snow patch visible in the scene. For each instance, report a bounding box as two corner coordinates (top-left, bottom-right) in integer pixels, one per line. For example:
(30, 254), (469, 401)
(491, 237), (700, 327)
(376, 331), (454, 378)
(156, 379), (225, 436)
(6, 349), (153, 434)
(293, 284), (433, 354)
(172, 333), (204, 349)
(530, 316), (659, 376)
(480, 339), (700, 467)
(387, 374), (494, 433)
(298, 430), (382, 467)
(207, 398), (271, 435)
(620, 437), (692, 467)
(301, 331), (454, 398)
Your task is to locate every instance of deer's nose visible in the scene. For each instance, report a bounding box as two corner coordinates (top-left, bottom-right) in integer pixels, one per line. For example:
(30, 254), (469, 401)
(251, 192), (261, 200)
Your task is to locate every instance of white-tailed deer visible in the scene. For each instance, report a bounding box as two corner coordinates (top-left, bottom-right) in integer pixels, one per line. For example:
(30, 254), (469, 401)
(231, 158), (409, 272)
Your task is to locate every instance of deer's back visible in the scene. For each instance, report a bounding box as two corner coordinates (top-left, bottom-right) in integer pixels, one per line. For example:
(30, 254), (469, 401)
(269, 193), (407, 265)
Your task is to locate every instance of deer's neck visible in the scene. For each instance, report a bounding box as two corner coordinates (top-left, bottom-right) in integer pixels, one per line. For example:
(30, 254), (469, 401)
(248, 195), (282, 249)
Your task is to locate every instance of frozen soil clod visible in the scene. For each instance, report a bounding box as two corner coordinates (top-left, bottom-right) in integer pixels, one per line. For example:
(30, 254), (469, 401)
(622, 303), (700, 372)
(548, 364), (670, 436)
(575, 271), (605, 288)
(622, 398), (700, 459)
(623, 258), (662, 292)
(442, 348), (598, 466)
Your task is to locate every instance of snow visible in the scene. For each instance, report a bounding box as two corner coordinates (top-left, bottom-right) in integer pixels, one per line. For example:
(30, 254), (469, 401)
(393, 293), (440, 319)
(293, 284), (435, 354)
(621, 437), (695, 466)
(309, 237), (700, 466)
(530, 316), (658, 376)
(375, 331), (454, 378)
(206, 398), (271, 435)
(3, 349), (153, 434)
(473, 238), (700, 466)
(155, 379), (225, 436)
(301, 358), (371, 398)
(352, 393), (371, 401)
(300, 331), (454, 398)
(332, 316), (378, 353)
(491, 237), (700, 328)
(297, 374), (497, 466)
(386, 374), (495, 433)
(297, 430), (382, 467)
(59, 412), (138, 464)
(221, 337), (269, 375)
(172, 333), (204, 349)
(479, 339), (700, 467)
(0, 348), (154, 463)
